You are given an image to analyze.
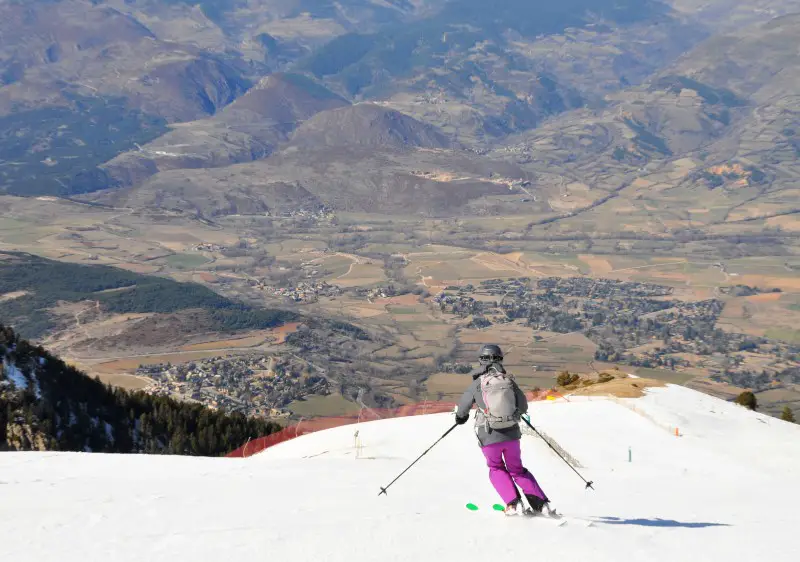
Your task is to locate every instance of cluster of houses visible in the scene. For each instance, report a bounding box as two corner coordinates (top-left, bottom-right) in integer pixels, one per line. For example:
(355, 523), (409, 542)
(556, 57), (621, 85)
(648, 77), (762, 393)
(533, 277), (674, 298)
(266, 206), (335, 221)
(137, 353), (330, 418)
(191, 243), (226, 252)
(365, 287), (391, 301)
(261, 281), (342, 303)
(433, 291), (482, 315)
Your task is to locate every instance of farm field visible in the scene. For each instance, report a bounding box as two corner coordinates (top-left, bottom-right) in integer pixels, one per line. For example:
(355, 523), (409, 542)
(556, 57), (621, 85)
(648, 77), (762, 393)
(717, 292), (800, 339)
(178, 331), (275, 351)
(91, 372), (153, 391)
(2, 194), (799, 421)
(288, 393), (361, 417)
(85, 350), (253, 374)
(160, 253), (211, 270)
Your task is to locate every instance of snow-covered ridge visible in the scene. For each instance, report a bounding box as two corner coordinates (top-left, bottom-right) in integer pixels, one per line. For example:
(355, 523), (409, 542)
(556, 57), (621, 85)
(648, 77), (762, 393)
(1, 383), (799, 562)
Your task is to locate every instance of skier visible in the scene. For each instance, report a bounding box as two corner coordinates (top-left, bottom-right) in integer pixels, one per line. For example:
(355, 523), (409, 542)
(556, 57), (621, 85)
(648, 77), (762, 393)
(455, 344), (555, 517)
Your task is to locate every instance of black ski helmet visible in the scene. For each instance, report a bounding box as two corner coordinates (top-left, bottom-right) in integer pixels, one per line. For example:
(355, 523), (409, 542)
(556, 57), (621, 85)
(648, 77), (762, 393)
(478, 344), (503, 364)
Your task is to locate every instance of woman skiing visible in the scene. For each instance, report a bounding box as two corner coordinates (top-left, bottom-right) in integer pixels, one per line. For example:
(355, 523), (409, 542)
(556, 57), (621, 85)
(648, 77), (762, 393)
(455, 344), (556, 517)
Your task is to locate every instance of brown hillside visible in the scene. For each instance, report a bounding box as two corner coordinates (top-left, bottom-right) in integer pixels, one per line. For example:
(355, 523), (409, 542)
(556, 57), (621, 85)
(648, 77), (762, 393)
(223, 73), (349, 123)
(289, 104), (455, 151)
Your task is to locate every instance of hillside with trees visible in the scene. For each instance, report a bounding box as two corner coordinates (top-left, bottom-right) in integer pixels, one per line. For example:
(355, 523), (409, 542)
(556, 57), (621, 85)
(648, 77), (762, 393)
(0, 251), (298, 339)
(0, 325), (280, 454)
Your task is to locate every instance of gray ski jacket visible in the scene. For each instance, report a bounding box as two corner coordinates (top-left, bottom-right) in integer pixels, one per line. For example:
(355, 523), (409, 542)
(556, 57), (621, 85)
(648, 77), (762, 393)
(456, 370), (529, 447)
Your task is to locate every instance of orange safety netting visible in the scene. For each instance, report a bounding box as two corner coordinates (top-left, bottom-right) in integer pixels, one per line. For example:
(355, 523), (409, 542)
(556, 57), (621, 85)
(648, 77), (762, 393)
(227, 389), (560, 458)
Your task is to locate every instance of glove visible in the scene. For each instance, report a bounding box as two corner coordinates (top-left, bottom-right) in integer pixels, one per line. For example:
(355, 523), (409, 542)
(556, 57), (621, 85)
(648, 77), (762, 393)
(455, 414), (469, 425)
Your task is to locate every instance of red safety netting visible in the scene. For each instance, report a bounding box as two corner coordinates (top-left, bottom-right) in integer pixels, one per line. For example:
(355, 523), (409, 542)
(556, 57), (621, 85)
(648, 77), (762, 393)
(227, 389), (559, 458)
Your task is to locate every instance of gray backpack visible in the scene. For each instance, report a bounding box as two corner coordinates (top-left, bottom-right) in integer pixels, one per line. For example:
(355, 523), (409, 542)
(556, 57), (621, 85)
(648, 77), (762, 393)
(478, 368), (519, 430)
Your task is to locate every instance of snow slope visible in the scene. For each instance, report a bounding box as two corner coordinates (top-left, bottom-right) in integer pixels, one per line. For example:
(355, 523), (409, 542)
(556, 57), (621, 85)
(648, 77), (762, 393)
(2, 357), (43, 397)
(1, 384), (799, 562)
(2, 357), (29, 391)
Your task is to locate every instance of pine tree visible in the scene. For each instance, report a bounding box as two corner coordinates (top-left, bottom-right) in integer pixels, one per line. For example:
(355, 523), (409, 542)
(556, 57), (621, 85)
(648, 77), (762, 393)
(0, 403), (9, 448)
(169, 428), (188, 454)
(781, 406), (796, 423)
(734, 391), (758, 411)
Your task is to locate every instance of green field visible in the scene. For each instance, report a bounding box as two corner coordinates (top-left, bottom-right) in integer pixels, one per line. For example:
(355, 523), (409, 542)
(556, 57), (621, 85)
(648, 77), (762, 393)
(546, 345), (584, 354)
(0, 230), (45, 244)
(388, 307), (420, 315)
(288, 394), (361, 417)
(0, 217), (28, 230)
(163, 253), (210, 269)
(765, 328), (800, 344)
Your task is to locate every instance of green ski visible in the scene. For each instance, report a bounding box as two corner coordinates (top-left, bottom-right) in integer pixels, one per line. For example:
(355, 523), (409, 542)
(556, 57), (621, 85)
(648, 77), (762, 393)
(466, 503), (505, 511)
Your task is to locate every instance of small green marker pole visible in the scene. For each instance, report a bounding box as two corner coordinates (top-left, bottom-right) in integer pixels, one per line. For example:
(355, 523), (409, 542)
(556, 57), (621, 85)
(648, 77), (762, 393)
(628, 446), (632, 463)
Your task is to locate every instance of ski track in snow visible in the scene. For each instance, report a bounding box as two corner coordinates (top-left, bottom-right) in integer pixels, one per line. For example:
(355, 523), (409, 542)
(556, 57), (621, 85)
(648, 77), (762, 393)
(1, 385), (799, 562)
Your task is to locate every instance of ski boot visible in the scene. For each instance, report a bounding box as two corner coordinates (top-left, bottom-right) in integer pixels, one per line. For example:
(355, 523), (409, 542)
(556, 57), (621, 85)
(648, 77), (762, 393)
(503, 498), (524, 516)
(525, 494), (560, 519)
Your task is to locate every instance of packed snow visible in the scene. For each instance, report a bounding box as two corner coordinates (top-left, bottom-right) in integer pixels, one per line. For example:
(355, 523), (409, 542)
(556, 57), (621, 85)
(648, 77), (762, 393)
(1, 384), (799, 562)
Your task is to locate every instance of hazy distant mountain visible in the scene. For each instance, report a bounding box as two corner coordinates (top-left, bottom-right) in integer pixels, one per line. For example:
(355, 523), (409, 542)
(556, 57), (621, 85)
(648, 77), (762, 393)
(97, 73), (350, 189)
(3, 0), (800, 223)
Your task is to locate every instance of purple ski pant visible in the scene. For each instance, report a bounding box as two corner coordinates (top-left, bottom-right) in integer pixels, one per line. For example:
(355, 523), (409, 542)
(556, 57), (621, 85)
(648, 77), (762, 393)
(481, 439), (548, 505)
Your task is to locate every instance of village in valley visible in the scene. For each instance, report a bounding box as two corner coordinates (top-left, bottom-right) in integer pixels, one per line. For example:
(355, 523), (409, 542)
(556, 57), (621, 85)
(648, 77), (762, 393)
(137, 353), (330, 418)
(434, 277), (800, 390)
(122, 270), (799, 422)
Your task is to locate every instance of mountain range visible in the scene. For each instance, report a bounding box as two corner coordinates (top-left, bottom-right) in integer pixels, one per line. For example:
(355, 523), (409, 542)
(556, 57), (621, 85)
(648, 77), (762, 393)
(2, 0), (798, 219)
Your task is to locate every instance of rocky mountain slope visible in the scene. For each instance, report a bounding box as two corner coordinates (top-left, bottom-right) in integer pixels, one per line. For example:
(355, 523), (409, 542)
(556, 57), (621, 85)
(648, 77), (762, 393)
(84, 9), (800, 225)
(3, 0), (800, 227)
(98, 73), (350, 187)
(0, 0), (697, 197)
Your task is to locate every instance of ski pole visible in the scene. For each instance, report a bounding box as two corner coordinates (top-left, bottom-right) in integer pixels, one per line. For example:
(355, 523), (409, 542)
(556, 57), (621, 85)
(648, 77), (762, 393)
(379, 422), (458, 496)
(521, 414), (594, 490)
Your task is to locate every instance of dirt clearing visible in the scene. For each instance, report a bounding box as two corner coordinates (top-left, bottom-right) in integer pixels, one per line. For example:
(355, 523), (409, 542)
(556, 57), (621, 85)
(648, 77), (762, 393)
(179, 330), (274, 351)
(745, 292), (783, 302)
(90, 372), (153, 391)
(566, 377), (667, 398)
(578, 255), (613, 275)
(89, 350), (249, 374)
(0, 291), (28, 302)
